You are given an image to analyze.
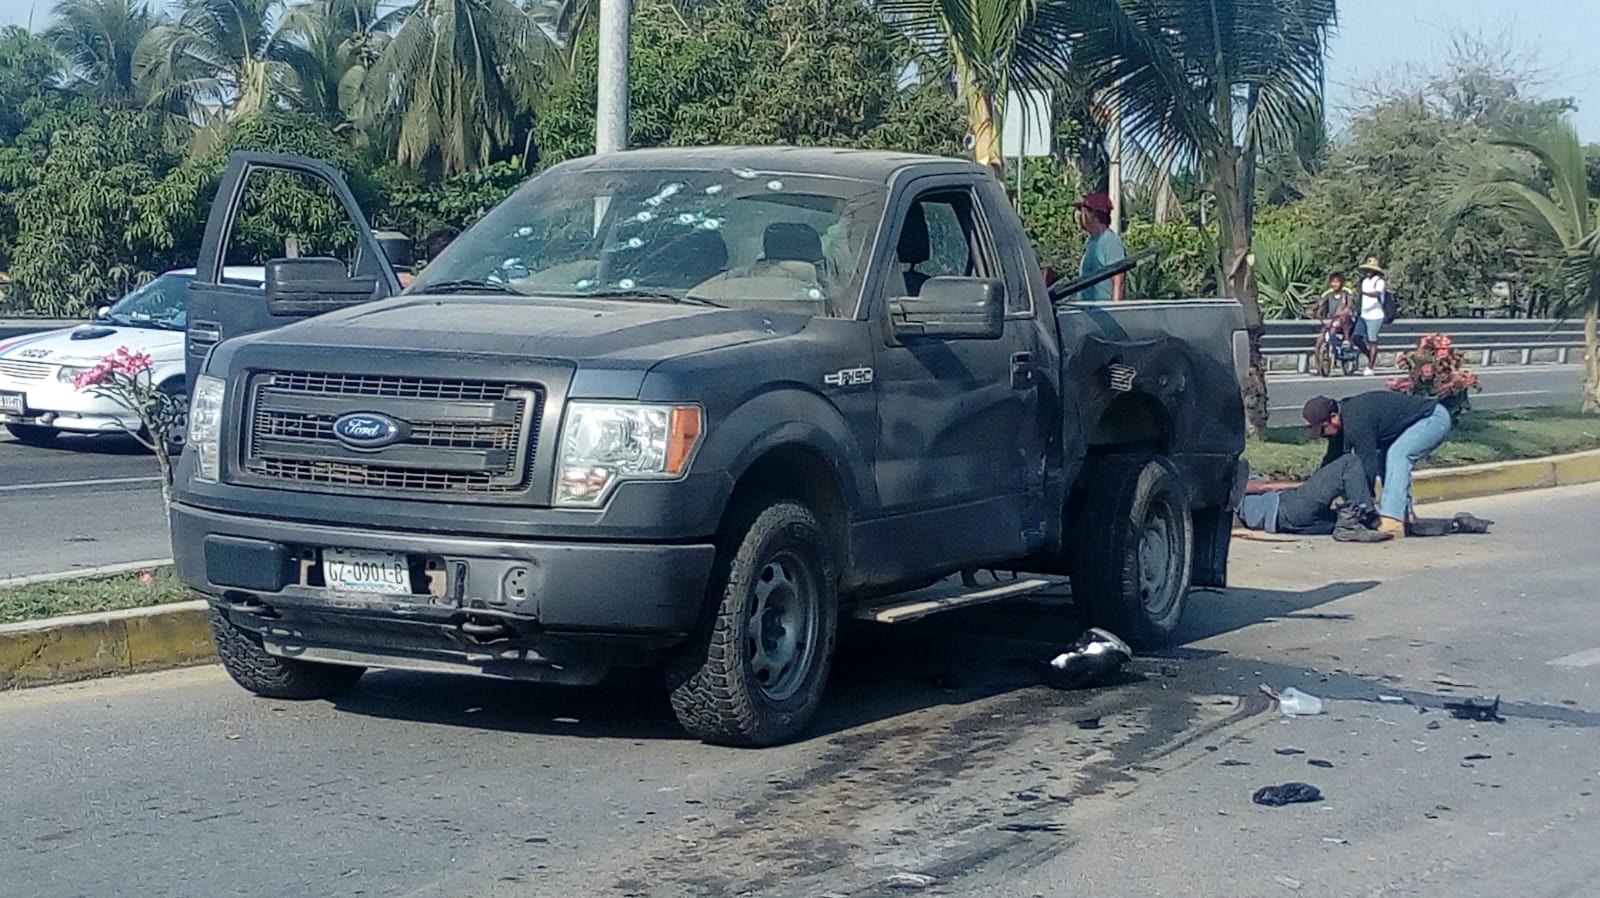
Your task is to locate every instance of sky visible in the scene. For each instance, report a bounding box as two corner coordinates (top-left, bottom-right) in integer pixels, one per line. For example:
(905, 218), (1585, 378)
(1, 0), (1596, 141)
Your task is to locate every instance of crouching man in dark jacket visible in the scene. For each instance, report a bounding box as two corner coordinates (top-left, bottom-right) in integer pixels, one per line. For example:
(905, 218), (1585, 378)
(1302, 391), (1453, 539)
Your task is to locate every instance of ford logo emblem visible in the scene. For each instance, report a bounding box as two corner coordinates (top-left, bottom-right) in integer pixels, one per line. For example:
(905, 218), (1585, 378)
(332, 412), (408, 449)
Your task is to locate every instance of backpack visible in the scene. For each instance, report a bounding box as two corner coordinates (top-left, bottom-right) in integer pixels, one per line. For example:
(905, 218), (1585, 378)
(1381, 289), (1398, 325)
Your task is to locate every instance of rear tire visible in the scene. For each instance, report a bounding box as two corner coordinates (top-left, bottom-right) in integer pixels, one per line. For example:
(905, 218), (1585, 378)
(209, 608), (366, 699)
(6, 423), (59, 446)
(1313, 340), (1330, 377)
(668, 499), (838, 747)
(1071, 456), (1194, 649)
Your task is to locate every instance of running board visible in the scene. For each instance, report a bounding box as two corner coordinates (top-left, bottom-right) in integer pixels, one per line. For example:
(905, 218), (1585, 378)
(851, 575), (1068, 624)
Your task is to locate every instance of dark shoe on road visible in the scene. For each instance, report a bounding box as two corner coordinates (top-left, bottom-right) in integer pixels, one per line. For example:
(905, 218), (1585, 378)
(1449, 512), (1495, 534)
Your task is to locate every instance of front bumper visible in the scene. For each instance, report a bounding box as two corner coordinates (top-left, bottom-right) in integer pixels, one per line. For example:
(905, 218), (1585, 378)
(172, 502), (717, 683)
(0, 375), (141, 433)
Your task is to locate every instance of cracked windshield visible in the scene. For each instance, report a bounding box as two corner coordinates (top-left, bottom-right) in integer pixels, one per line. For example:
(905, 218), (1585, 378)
(409, 168), (885, 316)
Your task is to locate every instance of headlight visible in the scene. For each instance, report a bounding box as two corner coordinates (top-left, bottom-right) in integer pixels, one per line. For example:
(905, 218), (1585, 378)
(555, 402), (703, 507)
(188, 374), (226, 482)
(57, 366), (89, 385)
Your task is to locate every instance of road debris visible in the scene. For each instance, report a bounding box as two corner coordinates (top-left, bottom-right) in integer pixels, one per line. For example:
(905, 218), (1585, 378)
(1464, 753), (1492, 761)
(884, 872), (936, 890)
(1378, 694), (1407, 703)
(1274, 875), (1303, 890)
(1307, 759), (1335, 769)
(1075, 717), (1103, 730)
(1274, 748), (1307, 756)
(1444, 696), (1503, 722)
(1322, 837), (1348, 845)
(1044, 628), (1131, 690)
(1253, 783), (1324, 807)
(1278, 687), (1325, 716)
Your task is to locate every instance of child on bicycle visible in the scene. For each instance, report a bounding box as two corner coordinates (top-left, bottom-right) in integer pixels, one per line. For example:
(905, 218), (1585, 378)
(1318, 270), (1356, 347)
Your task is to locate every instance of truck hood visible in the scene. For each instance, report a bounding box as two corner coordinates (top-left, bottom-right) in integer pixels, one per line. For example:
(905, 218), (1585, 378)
(0, 323), (183, 366)
(242, 294), (811, 365)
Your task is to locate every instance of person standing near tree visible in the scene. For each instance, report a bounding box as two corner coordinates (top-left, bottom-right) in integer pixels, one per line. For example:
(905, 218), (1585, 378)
(1356, 257), (1387, 374)
(1075, 192), (1125, 302)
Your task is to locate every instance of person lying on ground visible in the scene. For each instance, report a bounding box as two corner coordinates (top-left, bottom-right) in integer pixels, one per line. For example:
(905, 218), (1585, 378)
(1234, 453), (1390, 542)
(1303, 390), (1453, 539)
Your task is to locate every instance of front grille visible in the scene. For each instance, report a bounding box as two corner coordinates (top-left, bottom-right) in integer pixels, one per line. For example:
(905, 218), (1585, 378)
(242, 371), (543, 497)
(0, 360), (51, 381)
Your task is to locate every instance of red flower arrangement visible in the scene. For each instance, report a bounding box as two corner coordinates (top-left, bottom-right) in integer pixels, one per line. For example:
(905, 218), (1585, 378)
(1387, 333), (1481, 413)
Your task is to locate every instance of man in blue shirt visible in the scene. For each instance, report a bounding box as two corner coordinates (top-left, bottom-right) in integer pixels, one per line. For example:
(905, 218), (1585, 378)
(1076, 192), (1126, 302)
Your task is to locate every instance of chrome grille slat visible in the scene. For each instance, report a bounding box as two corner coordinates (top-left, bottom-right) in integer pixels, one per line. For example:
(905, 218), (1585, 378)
(0, 360), (52, 381)
(241, 371), (542, 496)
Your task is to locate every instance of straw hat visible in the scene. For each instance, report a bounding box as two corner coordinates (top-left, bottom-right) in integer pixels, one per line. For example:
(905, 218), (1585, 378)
(1358, 257), (1385, 275)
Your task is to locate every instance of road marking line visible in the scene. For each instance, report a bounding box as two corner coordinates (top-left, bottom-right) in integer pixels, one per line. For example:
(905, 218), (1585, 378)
(0, 475), (161, 493)
(1549, 647), (1600, 669)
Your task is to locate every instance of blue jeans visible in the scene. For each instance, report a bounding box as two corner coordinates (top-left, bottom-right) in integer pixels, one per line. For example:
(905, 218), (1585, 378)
(1378, 404), (1453, 520)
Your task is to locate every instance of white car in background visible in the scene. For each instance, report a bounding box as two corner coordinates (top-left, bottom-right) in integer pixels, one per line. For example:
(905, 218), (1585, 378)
(0, 267), (264, 449)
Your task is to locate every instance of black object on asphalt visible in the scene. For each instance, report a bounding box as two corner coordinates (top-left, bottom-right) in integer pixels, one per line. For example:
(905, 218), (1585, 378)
(1308, 759), (1335, 769)
(1253, 783), (1324, 807)
(1443, 696), (1503, 722)
(1075, 717), (1103, 730)
(1407, 512), (1495, 537)
(1274, 748), (1307, 756)
(1044, 628), (1132, 690)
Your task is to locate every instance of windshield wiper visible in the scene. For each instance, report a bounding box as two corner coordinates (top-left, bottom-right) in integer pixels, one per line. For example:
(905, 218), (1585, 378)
(417, 279), (527, 296)
(583, 289), (725, 308)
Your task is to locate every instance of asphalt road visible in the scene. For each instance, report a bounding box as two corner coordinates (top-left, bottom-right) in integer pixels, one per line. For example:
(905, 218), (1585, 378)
(1, 484), (1595, 898)
(0, 430), (166, 579)
(1268, 363), (1585, 419)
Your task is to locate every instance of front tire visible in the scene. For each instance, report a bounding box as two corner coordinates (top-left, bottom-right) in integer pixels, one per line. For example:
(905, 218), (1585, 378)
(668, 500), (838, 747)
(1072, 456), (1194, 649)
(6, 423), (59, 446)
(209, 608), (366, 699)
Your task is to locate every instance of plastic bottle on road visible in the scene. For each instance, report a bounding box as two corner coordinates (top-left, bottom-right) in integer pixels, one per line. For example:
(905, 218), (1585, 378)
(1279, 687), (1325, 716)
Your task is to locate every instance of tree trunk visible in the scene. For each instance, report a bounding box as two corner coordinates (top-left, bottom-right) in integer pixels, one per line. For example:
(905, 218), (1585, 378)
(1211, 145), (1270, 438)
(967, 83), (1001, 171)
(1584, 300), (1600, 415)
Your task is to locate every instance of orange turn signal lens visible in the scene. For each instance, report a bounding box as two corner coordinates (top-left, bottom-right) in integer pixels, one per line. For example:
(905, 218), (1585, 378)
(666, 406), (702, 475)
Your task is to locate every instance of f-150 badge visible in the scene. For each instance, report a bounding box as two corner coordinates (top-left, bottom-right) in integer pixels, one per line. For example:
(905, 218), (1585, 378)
(825, 367), (874, 387)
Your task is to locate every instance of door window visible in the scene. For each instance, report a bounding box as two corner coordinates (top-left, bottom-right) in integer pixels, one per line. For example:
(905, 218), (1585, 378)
(886, 189), (992, 299)
(222, 168), (363, 275)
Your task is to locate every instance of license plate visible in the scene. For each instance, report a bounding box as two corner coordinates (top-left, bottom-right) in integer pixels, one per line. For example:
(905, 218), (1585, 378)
(322, 548), (411, 594)
(0, 392), (23, 416)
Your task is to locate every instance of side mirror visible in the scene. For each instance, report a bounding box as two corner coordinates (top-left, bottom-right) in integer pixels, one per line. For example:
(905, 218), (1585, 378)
(373, 229), (413, 270)
(264, 257), (379, 316)
(94, 305), (112, 321)
(890, 276), (1005, 340)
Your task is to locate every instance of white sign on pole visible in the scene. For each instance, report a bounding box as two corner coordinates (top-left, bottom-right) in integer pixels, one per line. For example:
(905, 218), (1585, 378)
(1000, 89), (1053, 158)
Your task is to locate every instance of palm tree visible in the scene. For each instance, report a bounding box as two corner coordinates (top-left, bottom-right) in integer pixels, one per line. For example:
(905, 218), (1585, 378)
(365, 0), (548, 176)
(1067, 0), (1337, 436)
(1450, 120), (1600, 413)
(46, 0), (161, 104)
(877, 0), (1077, 171)
(277, 0), (406, 134)
(134, 0), (314, 124)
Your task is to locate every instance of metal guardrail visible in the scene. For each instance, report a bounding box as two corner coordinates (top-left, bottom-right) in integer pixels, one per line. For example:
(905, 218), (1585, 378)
(1262, 318), (1586, 372)
(5, 317), (1588, 369)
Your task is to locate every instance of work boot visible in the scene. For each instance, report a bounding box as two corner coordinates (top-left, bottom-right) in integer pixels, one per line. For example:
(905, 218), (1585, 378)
(1376, 516), (1407, 539)
(1449, 512), (1495, 534)
(1333, 506), (1393, 543)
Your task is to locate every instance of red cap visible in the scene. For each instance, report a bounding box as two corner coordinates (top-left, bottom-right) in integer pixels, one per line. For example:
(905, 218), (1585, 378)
(1075, 192), (1114, 215)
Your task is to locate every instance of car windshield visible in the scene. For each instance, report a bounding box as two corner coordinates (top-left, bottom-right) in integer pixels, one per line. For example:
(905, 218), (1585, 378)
(408, 165), (888, 318)
(105, 274), (191, 330)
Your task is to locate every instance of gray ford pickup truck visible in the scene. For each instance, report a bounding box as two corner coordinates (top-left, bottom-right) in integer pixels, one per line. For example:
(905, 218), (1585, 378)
(173, 147), (1249, 746)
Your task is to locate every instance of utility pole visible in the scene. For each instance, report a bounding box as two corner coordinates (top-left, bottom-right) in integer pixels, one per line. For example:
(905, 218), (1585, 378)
(595, 0), (631, 154)
(1107, 83), (1123, 232)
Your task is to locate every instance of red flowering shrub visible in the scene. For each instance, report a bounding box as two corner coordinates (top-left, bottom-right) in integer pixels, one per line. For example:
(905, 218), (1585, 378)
(1387, 333), (1481, 413)
(73, 346), (181, 516)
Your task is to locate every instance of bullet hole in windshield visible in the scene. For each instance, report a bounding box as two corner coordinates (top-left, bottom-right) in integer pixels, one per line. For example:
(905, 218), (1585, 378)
(515, 226), (534, 238)
(732, 168), (758, 180)
(701, 219), (722, 230)
(626, 237), (645, 249)
(634, 211), (656, 223)
(575, 278), (596, 289)
(705, 184), (725, 195)
(618, 278), (637, 289)
(766, 180), (784, 191)
(644, 183), (685, 207)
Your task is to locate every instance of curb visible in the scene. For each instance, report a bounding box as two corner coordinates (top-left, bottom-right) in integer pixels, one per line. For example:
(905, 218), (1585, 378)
(0, 600), (211, 690)
(1411, 447), (1600, 503)
(0, 559), (174, 590)
(4, 448), (1600, 693)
